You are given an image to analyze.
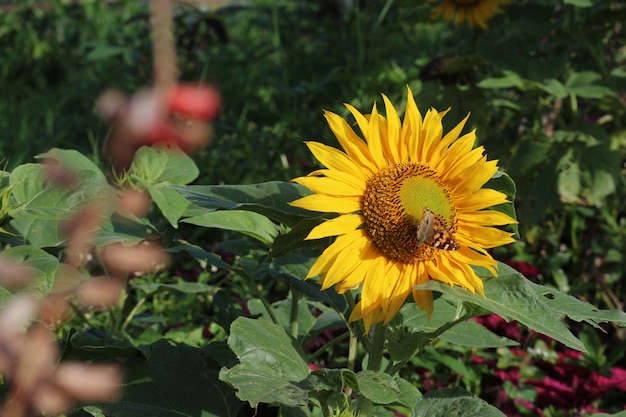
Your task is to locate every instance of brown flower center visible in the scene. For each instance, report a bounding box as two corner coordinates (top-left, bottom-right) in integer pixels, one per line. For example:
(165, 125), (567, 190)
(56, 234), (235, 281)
(361, 163), (456, 263)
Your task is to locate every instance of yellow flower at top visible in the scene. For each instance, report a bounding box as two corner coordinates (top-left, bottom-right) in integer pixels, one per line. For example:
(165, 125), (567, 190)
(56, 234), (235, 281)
(430, 0), (510, 30)
(290, 88), (516, 332)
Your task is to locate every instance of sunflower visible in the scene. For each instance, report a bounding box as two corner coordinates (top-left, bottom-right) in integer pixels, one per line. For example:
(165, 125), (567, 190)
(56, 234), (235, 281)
(430, 0), (510, 30)
(290, 88), (516, 332)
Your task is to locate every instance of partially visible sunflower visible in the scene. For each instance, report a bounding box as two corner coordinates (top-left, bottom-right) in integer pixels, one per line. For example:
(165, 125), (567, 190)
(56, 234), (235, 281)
(290, 88), (516, 332)
(430, 0), (510, 30)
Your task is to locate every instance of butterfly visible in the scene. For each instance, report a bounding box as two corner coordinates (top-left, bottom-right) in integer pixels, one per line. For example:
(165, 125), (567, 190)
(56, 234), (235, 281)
(416, 207), (459, 251)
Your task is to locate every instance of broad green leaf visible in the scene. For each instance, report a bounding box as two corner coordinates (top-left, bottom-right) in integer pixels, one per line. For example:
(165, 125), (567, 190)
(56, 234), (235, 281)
(557, 150), (581, 203)
(219, 317), (311, 407)
(182, 210), (279, 245)
(356, 370), (400, 404)
(9, 164), (112, 247)
(395, 377), (421, 409)
(568, 85), (615, 99)
(308, 368), (358, 394)
(129, 146), (199, 185)
(270, 247), (347, 311)
(590, 412), (626, 417)
(35, 149), (105, 181)
(526, 280), (626, 328)
(67, 330), (139, 359)
(411, 387), (505, 417)
(139, 180), (189, 228)
(85, 43), (130, 60)
(415, 264), (588, 352)
(0, 245), (60, 300)
(173, 181), (314, 226)
(398, 301), (518, 349)
(93, 214), (159, 247)
(163, 326), (205, 347)
(564, 0), (592, 6)
(586, 169), (616, 205)
(565, 71), (615, 98)
(566, 71), (602, 86)
(476, 72), (524, 89)
(94, 339), (242, 417)
(540, 79), (568, 99)
(270, 217), (327, 258)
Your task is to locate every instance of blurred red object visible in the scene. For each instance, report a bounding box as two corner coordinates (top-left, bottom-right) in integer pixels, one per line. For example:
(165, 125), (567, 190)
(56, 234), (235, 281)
(98, 83), (221, 171)
(167, 84), (221, 121)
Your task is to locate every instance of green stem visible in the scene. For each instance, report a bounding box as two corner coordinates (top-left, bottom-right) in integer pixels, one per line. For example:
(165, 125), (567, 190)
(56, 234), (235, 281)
(120, 296), (146, 333)
(367, 322), (386, 372)
(289, 288), (300, 338)
(356, 323), (387, 416)
(309, 331), (350, 362)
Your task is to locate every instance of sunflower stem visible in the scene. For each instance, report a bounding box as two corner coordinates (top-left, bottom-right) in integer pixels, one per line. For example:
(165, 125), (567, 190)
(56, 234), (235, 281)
(366, 322), (386, 373)
(289, 288), (300, 338)
(356, 322), (386, 416)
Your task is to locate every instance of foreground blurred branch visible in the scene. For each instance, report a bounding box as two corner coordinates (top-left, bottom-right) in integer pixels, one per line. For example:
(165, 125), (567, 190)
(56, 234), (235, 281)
(150, 0), (179, 89)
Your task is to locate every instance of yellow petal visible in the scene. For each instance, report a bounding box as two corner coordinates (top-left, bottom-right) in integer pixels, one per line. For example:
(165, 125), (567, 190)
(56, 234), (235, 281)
(305, 141), (369, 182)
(455, 188), (509, 211)
(382, 94), (402, 163)
(290, 194), (360, 214)
(457, 210), (517, 227)
(293, 176), (363, 197)
(306, 214), (363, 240)
(324, 111), (377, 173)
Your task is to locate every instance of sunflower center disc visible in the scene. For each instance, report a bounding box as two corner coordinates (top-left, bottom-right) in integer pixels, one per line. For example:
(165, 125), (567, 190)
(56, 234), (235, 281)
(362, 163), (454, 263)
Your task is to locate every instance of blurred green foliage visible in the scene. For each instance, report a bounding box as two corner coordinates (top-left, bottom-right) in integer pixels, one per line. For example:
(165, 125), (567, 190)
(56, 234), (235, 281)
(1, 0), (625, 416)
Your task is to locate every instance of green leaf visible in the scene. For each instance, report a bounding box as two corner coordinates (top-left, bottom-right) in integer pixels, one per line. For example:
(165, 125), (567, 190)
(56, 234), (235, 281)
(527, 280), (626, 328)
(9, 164), (111, 247)
(590, 412), (626, 417)
(219, 317), (311, 407)
(394, 377), (422, 409)
(565, 71), (615, 98)
(540, 79), (568, 99)
(94, 339), (242, 417)
(411, 387), (506, 417)
(0, 245), (60, 302)
(129, 146), (199, 185)
(139, 180), (189, 228)
(586, 169), (616, 205)
(85, 43), (130, 61)
(174, 181), (314, 226)
(182, 210), (279, 246)
(356, 370), (400, 404)
(35, 149), (105, 180)
(476, 72), (524, 89)
(415, 264), (589, 353)
(67, 330), (139, 360)
(563, 0), (592, 7)
(399, 301), (518, 349)
(557, 150), (581, 203)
